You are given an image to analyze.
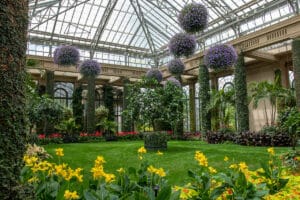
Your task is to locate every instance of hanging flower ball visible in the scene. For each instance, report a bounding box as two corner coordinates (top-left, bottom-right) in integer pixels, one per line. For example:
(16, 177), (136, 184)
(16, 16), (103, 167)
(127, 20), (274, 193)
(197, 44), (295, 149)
(204, 44), (238, 69)
(145, 69), (163, 83)
(53, 45), (80, 65)
(167, 58), (185, 75)
(164, 77), (181, 87)
(168, 33), (197, 57)
(178, 3), (208, 33)
(79, 60), (101, 77)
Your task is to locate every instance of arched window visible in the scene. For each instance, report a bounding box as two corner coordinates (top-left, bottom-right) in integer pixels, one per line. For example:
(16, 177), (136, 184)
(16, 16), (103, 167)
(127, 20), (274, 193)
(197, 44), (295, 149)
(54, 82), (74, 107)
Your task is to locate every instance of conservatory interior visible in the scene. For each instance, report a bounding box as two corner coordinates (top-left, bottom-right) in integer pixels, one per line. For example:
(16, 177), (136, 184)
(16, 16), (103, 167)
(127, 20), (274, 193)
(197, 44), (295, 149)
(1, 0), (300, 199)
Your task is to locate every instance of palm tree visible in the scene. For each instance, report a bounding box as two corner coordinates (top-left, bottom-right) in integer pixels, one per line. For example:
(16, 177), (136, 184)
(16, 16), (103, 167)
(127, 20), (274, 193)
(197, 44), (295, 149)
(249, 81), (295, 126)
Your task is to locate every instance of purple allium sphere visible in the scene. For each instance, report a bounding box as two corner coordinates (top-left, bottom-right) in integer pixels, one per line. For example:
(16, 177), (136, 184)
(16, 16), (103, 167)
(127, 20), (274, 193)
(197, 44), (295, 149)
(53, 45), (80, 65)
(178, 3), (208, 33)
(79, 60), (101, 77)
(169, 33), (196, 57)
(145, 69), (163, 83)
(204, 44), (238, 69)
(167, 58), (185, 75)
(164, 77), (181, 87)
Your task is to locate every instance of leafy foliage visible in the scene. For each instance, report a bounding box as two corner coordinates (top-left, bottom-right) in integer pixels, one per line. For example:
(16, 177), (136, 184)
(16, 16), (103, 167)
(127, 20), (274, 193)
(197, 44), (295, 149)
(124, 78), (184, 133)
(234, 54), (249, 132)
(86, 76), (96, 134)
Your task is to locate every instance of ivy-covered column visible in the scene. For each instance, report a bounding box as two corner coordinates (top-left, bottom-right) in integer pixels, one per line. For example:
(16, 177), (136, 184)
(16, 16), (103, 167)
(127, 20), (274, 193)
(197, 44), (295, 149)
(72, 84), (84, 129)
(210, 73), (220, 131)
(292, 39), (300, 111)
(45, 70), (55, 134)
(45, 70), (54, 97)
(198, 64), (211, 133)
(103, 84), (115, 121)
(189, 82), (196, 132)
(79, 60), (101, 134)
(122, 78), (132, 131)
(234, 53), (249, 132)
(87, 76), (96, 134)
(0, 1), (29, 199)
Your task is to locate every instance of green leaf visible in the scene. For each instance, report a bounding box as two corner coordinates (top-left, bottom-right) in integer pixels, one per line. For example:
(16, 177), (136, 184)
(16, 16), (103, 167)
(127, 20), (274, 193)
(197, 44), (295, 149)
(83, 190), (98, 200)
(156, 185), (171, 200)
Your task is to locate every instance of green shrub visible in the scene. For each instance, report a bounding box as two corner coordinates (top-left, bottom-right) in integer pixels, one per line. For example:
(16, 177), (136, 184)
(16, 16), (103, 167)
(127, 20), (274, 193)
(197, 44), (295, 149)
(144, 132), (168, 151)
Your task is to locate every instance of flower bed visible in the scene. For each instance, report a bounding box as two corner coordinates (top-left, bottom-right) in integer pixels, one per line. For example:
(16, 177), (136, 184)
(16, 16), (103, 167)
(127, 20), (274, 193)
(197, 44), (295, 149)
(21, 145), (300, 199)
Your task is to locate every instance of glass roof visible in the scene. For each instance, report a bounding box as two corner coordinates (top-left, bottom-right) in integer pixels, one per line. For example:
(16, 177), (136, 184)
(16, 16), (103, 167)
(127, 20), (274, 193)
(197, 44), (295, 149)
(28, 0), (298, 67)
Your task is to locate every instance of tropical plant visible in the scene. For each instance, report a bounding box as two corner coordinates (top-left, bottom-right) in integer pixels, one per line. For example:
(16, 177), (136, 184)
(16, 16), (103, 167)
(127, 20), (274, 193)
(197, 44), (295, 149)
(97, 118), (117, 139)
(209, 87), (235, 130)
(249, 81), (294, 126)
(178, 2), (208, 33)
(168, 33), (196, 57)
(55, 118), (79, 136)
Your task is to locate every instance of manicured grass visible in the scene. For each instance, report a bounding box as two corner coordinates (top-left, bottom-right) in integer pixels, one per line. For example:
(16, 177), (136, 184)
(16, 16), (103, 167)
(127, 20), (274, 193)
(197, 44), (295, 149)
(44, 141), (296, 185)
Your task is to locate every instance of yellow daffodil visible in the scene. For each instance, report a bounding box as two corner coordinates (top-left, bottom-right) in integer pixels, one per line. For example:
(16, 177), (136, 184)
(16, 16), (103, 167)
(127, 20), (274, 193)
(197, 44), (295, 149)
(209, 166), (217, 174)
(147, 165), (166, 177)
(156, 150), (163, 156)
(23, 155), (39, 167)
(194, 151), (208, 167)
(173, 186), (198, 199)
(117, 168), (125, 173)
(55, 148), (64, 157)
(28, 176), (39, 183)
(138, 146), (147, 154)
(104, 173), (115, 183)
(224, 156), (229, 162)
(64, 190), (79, 200)
(267, 147), (275, 155)
(95, 156), (106, 166)
(229, 164), (238, 169)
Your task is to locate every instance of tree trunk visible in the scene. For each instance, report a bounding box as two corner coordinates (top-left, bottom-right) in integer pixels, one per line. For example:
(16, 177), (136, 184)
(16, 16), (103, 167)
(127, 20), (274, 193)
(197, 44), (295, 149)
(0, 1), (29, 199)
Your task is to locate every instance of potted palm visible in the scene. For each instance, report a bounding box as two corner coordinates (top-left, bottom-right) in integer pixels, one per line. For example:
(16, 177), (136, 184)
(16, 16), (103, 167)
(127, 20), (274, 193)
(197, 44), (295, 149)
(97, 118), (117, 141)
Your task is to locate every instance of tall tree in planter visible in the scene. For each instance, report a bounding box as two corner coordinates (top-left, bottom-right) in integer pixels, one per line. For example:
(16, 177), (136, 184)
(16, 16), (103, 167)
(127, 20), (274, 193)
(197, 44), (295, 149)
(0, 1), (29, 198)
(72, 85), (84, 129)
(103, 84), (115, 121)
(199, 64), (211, 133)
(79, 60), (101, 134)
(292, 39), (300, 111)
(122, 78), (132, 131)
(234, 54), (249, 132)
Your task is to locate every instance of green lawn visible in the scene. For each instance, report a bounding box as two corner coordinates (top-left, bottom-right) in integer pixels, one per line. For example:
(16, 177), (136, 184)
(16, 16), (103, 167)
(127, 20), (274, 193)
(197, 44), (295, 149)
(44, 141), (296, 185)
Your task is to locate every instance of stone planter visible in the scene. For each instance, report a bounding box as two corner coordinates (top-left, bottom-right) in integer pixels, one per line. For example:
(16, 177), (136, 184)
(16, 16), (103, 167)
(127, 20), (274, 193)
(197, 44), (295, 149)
(143, 131), (168, 151)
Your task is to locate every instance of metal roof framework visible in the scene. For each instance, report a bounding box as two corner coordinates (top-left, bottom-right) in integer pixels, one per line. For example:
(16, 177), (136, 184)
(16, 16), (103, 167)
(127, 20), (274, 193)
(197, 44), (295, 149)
(28, 0), (299, 68)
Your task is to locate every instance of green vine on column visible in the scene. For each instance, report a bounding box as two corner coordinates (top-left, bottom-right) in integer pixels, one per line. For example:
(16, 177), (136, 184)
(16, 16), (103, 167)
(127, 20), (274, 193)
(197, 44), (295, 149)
(198, 64), (211, 133)
(234, 53), (249, 132)
(292, 39), (300, 111)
